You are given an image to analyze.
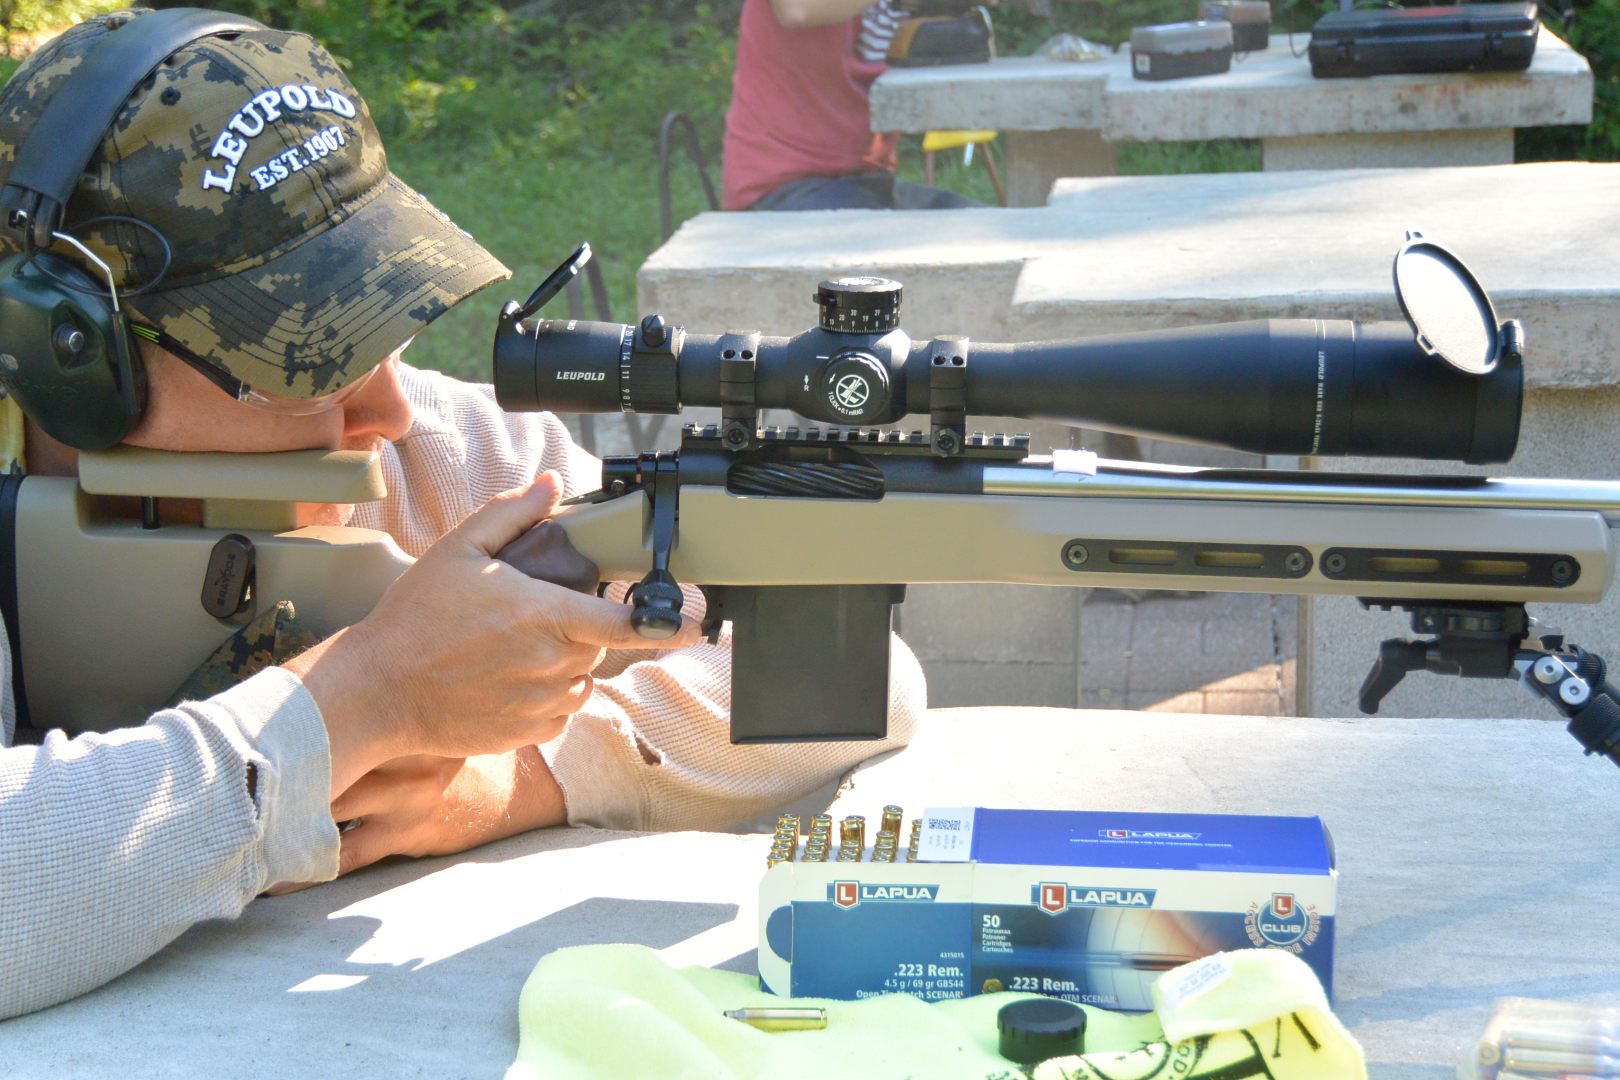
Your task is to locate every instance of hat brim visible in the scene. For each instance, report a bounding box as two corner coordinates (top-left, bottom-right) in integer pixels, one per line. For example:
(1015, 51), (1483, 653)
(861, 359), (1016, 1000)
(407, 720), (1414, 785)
(135, 174), (511, 397)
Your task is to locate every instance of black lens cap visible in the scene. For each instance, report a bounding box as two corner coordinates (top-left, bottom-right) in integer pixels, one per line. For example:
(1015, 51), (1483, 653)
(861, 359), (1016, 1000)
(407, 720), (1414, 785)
(997, 998), (1087, 1065)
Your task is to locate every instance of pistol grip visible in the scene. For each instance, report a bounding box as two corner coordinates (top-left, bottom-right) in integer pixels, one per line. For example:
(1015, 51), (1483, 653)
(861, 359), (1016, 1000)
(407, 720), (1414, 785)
(496, 519), (600, 595)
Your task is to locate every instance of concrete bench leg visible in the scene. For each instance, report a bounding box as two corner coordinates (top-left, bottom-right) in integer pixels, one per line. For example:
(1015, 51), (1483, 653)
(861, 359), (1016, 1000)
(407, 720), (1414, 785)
(1263, 129), (1514, 171)
(1004, 130), (1118, 206)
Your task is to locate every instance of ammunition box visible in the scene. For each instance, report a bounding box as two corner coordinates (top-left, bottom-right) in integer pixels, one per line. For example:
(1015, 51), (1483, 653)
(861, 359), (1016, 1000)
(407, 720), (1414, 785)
(759, 807), (1335, 1009)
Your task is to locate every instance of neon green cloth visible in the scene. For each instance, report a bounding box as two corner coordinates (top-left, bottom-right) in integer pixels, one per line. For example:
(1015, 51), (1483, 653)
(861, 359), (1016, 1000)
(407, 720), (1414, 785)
(0, 395), (24, 474)
(507, 946), (1364, 1080)
(1035, 950), (1366, 1079)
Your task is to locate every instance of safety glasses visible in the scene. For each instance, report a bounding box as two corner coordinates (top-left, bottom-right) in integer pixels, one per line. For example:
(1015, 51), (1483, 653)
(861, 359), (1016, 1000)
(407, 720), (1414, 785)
(129, 323), (405, 416)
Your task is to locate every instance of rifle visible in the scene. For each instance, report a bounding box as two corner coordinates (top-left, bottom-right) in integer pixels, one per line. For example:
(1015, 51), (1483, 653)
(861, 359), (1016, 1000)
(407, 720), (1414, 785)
(7, 238), (1620, 772)
(489, 241), (1620, 763)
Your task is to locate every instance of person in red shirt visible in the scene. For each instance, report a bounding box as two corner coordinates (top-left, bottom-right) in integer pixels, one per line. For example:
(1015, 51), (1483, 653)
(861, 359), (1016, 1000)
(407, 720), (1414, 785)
(722, 0), (982, 211)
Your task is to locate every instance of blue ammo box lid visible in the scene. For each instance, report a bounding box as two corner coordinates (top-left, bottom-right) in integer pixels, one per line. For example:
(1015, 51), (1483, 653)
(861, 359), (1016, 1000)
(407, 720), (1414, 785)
(958, 808), (1334, 875)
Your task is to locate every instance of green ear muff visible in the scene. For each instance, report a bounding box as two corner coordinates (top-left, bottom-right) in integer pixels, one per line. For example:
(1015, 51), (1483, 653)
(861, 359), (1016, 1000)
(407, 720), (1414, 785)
(0, 11), (263, 453)
(0, 251), (147, 451)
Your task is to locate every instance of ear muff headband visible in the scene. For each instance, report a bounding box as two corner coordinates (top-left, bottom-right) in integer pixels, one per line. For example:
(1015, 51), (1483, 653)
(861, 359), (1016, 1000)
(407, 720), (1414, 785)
(1, 9), (266, 249)
(0, 9), (266, 451)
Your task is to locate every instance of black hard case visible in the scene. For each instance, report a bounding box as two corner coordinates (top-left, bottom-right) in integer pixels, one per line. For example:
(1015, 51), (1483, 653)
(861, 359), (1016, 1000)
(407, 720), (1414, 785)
(1308, 3), (1539, 79)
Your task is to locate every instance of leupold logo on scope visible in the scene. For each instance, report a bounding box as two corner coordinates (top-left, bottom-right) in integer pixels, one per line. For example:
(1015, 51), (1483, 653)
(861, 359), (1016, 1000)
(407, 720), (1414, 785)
(829, 881), (940, 909)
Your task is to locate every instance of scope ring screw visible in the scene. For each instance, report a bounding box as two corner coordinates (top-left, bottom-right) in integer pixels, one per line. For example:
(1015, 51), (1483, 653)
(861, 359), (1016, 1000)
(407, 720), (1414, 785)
(1061, 541), (1089, 568)
(1552, 559), (1576, 584)
(934, 430), (961, 456)
(1284, 551), (1308, 574)
(1323, 553), (1348, 575)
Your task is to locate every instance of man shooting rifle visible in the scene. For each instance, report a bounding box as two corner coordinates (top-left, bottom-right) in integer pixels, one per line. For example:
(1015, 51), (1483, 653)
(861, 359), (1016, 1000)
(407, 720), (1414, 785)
(0, 9), (924, 1020)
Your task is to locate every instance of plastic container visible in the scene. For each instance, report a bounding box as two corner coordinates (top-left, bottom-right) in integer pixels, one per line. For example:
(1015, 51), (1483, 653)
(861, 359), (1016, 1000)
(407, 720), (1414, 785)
(1461, 996), (1620, 1078)
(1198, 0), (1271, 52)
(1130, 21), (1234, 81)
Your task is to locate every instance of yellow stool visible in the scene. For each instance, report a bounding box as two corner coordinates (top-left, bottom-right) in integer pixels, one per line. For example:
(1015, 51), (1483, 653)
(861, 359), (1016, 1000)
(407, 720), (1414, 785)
(922, 129), (1005, 206)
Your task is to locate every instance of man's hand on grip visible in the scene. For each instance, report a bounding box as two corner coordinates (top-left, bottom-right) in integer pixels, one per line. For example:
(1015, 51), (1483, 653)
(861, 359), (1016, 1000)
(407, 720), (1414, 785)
(284, 471), (702, 798)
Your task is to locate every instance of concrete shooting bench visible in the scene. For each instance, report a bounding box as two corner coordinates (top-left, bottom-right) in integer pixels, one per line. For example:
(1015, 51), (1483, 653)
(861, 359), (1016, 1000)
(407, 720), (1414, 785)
(7, 707), (1615, 1078)
(869, 30), (1593, 205)
(638, 161), (1620, 721)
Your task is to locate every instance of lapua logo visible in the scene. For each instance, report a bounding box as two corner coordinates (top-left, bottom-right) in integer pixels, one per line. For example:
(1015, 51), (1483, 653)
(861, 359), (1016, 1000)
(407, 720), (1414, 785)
(828, 881), (940, 909)
(1031, 883), (1157, 915)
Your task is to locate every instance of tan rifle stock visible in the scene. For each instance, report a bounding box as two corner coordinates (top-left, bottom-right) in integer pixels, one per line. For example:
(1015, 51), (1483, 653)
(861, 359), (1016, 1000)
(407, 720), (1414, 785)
(15, 449), (411, 734)
(552, 462), (1619, 600)
(13, 442), (1620, 740)
(544, 434), (1620, 742)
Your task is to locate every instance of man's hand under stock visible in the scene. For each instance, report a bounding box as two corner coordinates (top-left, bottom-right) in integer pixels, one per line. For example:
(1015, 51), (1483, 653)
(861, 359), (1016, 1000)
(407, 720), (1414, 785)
(283, 471), (704, 799)
(328, 750), (563, 876)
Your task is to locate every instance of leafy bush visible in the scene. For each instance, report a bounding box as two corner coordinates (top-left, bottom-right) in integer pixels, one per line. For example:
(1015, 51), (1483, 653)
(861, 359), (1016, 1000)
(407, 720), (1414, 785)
(0, 0), (121, 55)
(1517, 0), (1620, 161)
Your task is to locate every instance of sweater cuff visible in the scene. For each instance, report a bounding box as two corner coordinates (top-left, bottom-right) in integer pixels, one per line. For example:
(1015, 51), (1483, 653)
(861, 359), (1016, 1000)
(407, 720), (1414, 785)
(207, 668), (340, 886)
(538, 712), (653, 830)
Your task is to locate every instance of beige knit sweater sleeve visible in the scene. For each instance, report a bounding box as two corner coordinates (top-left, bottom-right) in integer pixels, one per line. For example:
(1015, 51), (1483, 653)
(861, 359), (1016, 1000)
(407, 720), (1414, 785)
(354, 365), (925, 831)
(0, 611), (338, 1019)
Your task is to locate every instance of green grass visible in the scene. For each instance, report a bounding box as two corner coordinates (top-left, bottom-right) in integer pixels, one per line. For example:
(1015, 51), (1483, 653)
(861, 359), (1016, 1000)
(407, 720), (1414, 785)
(338, 4), (743, 381)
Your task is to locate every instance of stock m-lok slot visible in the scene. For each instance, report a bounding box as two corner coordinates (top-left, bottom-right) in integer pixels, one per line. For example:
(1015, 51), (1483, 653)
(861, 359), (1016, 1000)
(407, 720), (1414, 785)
(1319, 547), (1579, 588)
(1060, 540), (1312, 579)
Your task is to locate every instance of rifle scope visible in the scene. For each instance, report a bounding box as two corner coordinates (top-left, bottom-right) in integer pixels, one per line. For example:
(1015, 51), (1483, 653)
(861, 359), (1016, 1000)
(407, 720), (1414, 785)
(494, 249), (1524, 464)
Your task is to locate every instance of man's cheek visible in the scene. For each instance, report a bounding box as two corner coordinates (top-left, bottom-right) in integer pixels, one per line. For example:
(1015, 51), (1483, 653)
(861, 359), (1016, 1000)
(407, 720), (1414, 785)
(297, 502), (356, 527)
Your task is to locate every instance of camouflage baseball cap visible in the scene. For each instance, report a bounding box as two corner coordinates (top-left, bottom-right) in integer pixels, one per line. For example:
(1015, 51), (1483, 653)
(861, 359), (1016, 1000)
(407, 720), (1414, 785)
(0, 9), (511, 396)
